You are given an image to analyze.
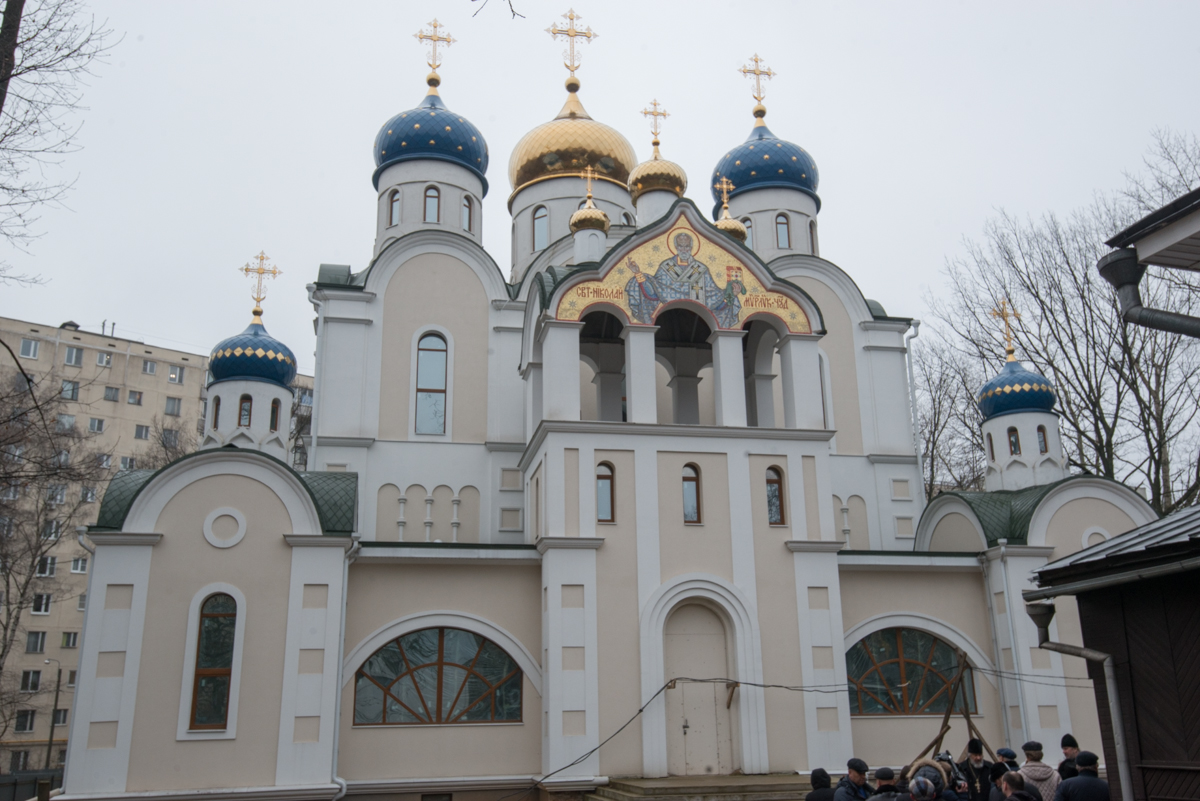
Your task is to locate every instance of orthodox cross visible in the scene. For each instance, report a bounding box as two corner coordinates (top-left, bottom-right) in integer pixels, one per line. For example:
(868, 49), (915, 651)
(642, 99), (669, 139)
(739, 54), (775, 103)
(546, 9), (597, 76)
(714, 177), (736, 207)
(990, 299), (1020, 361)
(583, 164), (597, 204)
(240, 251), (282, 316)
(415, 19), (455, 71)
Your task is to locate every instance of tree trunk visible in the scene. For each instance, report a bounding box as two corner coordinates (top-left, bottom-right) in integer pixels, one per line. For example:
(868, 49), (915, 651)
(0, 0), (26, 118)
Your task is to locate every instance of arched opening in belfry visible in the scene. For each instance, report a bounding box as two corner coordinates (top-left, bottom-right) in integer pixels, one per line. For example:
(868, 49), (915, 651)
(742, 319), (785, 428)
(654, 307), (715, 425)
(579, 310), (626, 422)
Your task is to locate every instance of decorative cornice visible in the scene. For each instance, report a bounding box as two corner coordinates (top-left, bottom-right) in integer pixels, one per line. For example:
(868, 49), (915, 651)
(983, 544), (1056, 561)
(785, 540), (845, 553)
(485, 440), (526, 452)
(862, 344), (906, 353)
(311, 288), (376, 303)
(284, 534), (353, 549)
(87, 532), (163, 546)
(867, 453), (919, 465)
(536, 536), (604, 553)
(323, 316), (372, 325)
(313, 436), (374, 449)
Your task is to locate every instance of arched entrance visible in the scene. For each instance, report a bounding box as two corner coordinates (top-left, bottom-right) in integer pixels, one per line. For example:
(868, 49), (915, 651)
(664, 604), (734, 775)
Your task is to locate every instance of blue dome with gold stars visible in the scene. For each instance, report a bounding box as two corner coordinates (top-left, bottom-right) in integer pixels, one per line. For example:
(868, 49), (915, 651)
(209, 314), (297, 390)
(711, 117), (819, 218)
(976, 359), (1057, 421)
(373, 79), (489, 195)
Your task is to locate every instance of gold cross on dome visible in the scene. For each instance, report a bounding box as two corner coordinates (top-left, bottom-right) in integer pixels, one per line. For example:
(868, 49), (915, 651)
(240, 251), (282, 315)
(415, 19), (455, 71)
(714, 176), (736, 207)
(583, 164), (597, 201)
(642, 99), (669, 139)
(990, 299), (1021, 362)
(546, 8), (597, 76)
(739, 54), (775, 103)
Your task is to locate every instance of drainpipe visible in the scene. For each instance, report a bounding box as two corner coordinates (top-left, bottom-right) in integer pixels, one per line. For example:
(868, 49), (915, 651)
(978, 553), (1013, 747)
(1098, 249), (1200, 338)
(904, 321), (924, 489)
(997, 540), (1030, 737)
(1025, 602), (1134, 801)
(330, 534), (361, 801)
(309, 292), (328, 467)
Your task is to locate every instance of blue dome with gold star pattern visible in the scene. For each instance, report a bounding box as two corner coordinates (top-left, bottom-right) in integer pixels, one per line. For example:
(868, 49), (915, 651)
(373, 81), (489, 195)
(977, 359), (1057, 421)
(209, 315), (297, 390)
(711, 119), (819, 218)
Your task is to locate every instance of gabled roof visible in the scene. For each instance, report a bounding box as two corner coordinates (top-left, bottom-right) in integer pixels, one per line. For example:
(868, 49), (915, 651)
(1037, 503), (1199, 576)
(93, 447), (357, 535)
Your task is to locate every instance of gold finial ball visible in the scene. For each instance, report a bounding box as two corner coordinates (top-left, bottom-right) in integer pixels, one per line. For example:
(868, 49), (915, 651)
(715, 215), (747, 242)
(565, 75), (581, 93)
(427, 71), (441, 87)
(570, 204), (610, 235)
(752, 103), (767, 119)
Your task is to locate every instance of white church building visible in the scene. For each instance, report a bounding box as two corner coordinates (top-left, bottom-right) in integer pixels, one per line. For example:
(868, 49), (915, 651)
(61, 18), (1156, 801)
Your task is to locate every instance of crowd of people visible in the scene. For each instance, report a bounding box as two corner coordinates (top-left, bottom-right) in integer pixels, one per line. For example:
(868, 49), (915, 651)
(805, 735), (1109, 801)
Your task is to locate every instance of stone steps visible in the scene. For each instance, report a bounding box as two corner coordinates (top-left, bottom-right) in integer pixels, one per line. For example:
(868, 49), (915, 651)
(588, 774), (814, 801)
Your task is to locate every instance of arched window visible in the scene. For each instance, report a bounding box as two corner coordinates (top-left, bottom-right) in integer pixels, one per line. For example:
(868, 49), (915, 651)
(424, 187), (440, 223)
(461, 196), (472, 232)
(533, 206), (549, 251)
(190, 593), (236, 729)
(212, 396), (221, 431)
(809, 219), (819, 255)
(622, 212), (634, 226)
(1007, 427), (1021, 456)
(1037, 425), (1048, 454)
(766, 467), (785, 525)
(743, 219), (754, 249)
(987, 433), (995, 462)
(776, 214), (790, 249)
(682, 464), (701, 523)
(415, 333), (448, 435)
(596, 462), (614, 523)
(353, 627), (522, 725)
(846, 627), (977, 715)
(237, 395), (251, 428)
(389, 190), (400, 226)
(269, 399), (281, 433)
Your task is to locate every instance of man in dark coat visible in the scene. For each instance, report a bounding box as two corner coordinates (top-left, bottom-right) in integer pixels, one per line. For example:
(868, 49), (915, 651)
(989, 764), (1042, 801)
(1057, 735), (1079, 781)
(1001, 772), (1038, 801)
(834, 758), (874, 801)
(873, 767), (899, 799)
(1052, 752), (1108, 801)
(996, 749), (1020, 771)
(808, 769), (836, 801)
(958, 739), (994, 801)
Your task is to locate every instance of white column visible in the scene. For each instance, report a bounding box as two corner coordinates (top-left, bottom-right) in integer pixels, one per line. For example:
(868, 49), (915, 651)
(539, 321), (584, 422)
(538, 537), (604, 785)
(746, 372), (777, 428)
(621, 325), (659, 424)
(593, 342), (624, 422)
(668, 347), (704, 425)
(777, 333), (824, 429)
(708, 330), (748, 427)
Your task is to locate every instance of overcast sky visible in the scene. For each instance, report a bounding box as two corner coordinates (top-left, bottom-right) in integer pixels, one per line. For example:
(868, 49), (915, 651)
(2, 0), (1198, 374)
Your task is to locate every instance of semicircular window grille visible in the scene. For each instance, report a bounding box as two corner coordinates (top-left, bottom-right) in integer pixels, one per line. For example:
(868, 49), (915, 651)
(846, 627), (976, 715)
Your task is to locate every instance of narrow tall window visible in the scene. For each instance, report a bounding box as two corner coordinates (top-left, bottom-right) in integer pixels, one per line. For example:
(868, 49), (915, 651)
(415, 333), (448, 435)
(1007, 427), (1021, 456)
(682, 464), (701, 524)
(622, 212), (634, 226)
(776, 214), (790, 249)
(212, 396), (221, 430)
(766, 467), (785, 525)
(238, 395), (252, 428)
(809, 219), (819, 255)
(533, 206), (549, 251)
(1037, 425), (1048, 454)
(191, 593), (236, 729)
(424, 187), (439, 222)
(987, 433), (995, 462)
(743, 219), (754, 249)
(596, 463), (614, 523)
(389, 190), (401, 226)
(462, 196), (472, 231)
(270, 399), (281, 432)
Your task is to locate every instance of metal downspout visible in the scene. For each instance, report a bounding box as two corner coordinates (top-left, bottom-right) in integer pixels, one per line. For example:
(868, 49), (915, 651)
(998, 541), (1031, 737)
(1098, 249), (1200, 338)
(309, 294), (328, 468)
(978, 553), (1013, 746)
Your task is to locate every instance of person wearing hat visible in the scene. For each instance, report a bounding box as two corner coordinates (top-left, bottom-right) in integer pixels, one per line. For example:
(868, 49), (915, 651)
(996, 749), (1020, 772)
(808, 769), (837, 801)
(1018, 742), (1061, 801)
(958, 739), (993, 801)
(1057, 735), (1080, 781)
(872, 767), (899, 799)
(989, 763), (1042, 801)
(835, 758), (874, 801)
(1052, 752), (1108, 801)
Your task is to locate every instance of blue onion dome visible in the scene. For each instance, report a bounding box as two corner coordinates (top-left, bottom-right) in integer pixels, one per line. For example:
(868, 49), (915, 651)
(209, 309), (297, 390)
(976, 357), (1057, 421)
(711, 105), (819, 218)
(373, 73), (489, 195)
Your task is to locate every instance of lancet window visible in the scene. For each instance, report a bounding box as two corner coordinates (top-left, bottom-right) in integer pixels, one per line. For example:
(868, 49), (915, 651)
(389, 191), (400, 226)
(238, 395), (251, 428)
(766, 467), (785, 525)
(596, 462), (614, 523)
(533, 206), (549, 251)
(776, 214), (790, 249)
(682, 464), (702, 524)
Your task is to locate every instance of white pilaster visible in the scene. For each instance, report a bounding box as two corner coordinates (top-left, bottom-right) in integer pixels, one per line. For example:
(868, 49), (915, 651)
(708, 330), (748, 427)
(622, 325), (659, 424)
(777, 334), (824, 430)
(746, 372), (777, 428)
(539, 321), (584, 422)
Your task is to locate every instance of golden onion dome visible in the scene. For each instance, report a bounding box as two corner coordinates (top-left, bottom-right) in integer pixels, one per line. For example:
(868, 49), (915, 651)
(508, 77), (638, 201)
(569, 202), (610, 234)
(628, 138), (687, 204)
(714, 213), (747, 242)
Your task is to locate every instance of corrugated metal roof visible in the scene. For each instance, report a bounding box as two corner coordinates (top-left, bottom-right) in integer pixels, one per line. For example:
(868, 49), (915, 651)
(1037, 504), (1198, 574)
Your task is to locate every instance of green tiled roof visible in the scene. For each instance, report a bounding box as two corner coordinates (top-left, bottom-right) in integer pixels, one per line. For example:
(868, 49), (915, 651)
(93, 449), (356, 536)
(938, 478), (1074, 546)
